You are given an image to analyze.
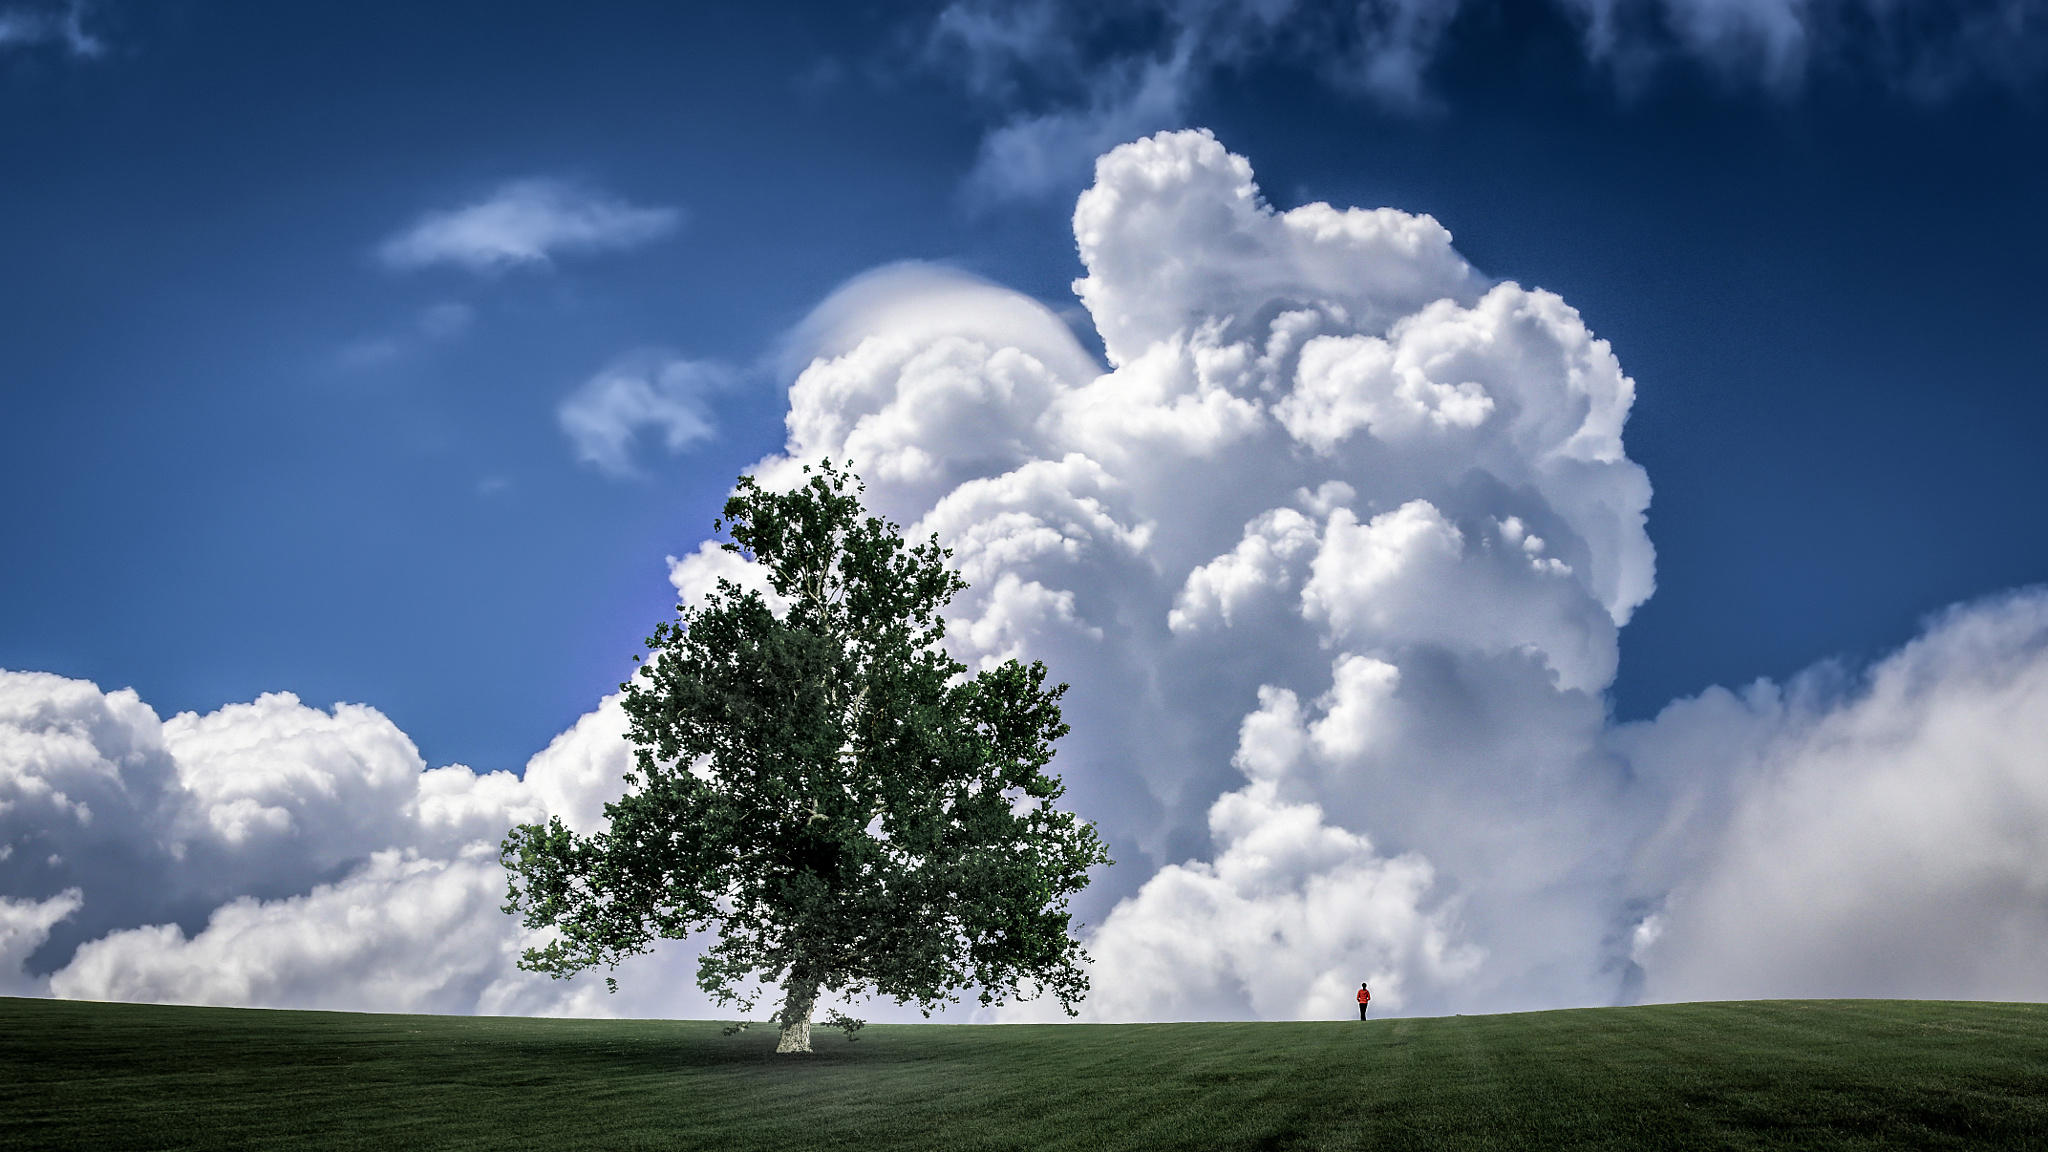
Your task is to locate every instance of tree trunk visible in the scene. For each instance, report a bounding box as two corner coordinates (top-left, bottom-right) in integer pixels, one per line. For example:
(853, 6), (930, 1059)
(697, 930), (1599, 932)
(775, 969), (820, 1054)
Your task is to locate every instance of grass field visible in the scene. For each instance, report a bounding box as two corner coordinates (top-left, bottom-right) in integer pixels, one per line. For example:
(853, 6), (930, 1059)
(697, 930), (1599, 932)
(3, 997), (2044, 1150)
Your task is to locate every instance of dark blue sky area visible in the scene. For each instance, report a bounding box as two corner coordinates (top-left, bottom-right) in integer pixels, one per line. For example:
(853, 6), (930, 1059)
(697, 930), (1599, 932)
(4, 0), (2044, 771)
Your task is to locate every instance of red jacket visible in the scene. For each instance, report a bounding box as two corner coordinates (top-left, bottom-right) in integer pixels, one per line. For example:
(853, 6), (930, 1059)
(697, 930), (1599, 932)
(1356, 988), (1371, 1004)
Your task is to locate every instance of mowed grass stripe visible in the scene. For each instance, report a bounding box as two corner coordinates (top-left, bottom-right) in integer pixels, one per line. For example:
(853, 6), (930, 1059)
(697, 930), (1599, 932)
(3, 998), (2044, 1150)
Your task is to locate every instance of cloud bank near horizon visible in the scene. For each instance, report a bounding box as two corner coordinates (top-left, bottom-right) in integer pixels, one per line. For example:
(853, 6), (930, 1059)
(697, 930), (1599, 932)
(5, 130), (2047, 1021)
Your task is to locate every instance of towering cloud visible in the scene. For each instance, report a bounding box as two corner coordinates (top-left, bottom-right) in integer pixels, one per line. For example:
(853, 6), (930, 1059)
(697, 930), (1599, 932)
(707, 128), (1656, 1019)
(6, 129), (2047, 1021)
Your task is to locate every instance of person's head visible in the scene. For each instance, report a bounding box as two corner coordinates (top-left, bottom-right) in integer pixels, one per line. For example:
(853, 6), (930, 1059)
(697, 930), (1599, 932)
(1361, 982), (1368, 989)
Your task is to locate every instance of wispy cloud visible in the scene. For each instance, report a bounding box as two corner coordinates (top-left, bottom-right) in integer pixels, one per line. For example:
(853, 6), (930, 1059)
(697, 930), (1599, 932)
(378, 179), (679, 274)
(931, 0), (2048, 199)
(335, 301), (475, 370)
(0, 0), (103, 57)
(557, 352), (729, 479)
(964, 46), (1195, 203)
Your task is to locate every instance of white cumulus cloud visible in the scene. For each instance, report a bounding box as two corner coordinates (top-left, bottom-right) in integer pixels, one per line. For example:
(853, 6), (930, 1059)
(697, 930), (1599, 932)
(1077, 779), (1482, 1022)
(52, 849), (521, 1013)
(7, 127), (2048, 1026)
(741, 128), (1655, 1019)
(378, 179), (679, 274)
(0, 671), (649, 1015)
(0, 889), (80, 995)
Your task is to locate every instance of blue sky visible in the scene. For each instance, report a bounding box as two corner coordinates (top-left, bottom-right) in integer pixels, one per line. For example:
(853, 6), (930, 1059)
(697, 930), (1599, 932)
(7, 1), (2044, 774)
(5, 1), (2048, 1019)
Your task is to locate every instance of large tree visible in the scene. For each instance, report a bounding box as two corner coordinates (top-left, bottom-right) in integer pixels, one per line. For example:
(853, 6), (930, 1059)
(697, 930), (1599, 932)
(502, 460), (1112, 1053)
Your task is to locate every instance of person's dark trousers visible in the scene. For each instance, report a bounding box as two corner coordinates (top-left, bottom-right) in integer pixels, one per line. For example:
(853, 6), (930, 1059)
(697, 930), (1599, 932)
(1358, 1004), (1368, 1020)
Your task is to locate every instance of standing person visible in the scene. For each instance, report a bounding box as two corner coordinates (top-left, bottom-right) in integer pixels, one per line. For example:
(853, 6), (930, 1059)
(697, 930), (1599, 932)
(1357, 983), (1371, 1021)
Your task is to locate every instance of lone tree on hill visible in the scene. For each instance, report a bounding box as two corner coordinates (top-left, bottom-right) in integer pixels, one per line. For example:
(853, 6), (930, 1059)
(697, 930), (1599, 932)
(502, 460), (1112, 1053)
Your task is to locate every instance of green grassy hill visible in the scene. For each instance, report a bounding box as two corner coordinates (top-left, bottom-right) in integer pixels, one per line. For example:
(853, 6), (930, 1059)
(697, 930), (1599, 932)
(4, 996), (2043, 1150)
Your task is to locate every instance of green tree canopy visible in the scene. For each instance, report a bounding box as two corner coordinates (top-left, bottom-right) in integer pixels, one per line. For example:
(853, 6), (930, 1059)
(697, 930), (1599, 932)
(502, 461), (1112, 1053)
